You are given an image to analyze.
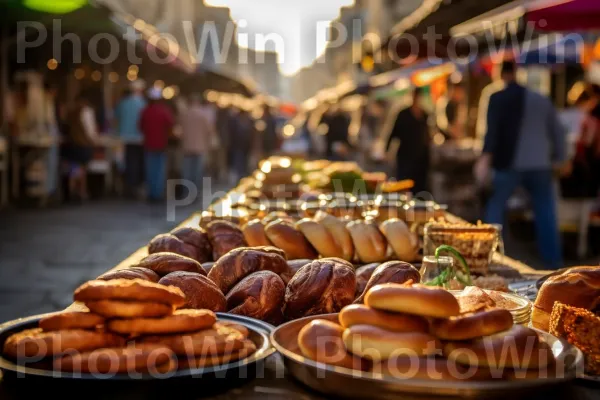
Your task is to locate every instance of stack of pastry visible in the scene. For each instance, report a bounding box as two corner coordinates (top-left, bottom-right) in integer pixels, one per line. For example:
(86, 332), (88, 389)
(550, 302), (600, 376)
(2, 279), (256, 374)
(298, 283), (557, 381)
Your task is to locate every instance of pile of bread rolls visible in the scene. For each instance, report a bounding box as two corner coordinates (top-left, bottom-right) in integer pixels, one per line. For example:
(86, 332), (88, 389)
(101, 239), (421, 325)
(242, 210), (419, 263)
(298, 283), (559, 381)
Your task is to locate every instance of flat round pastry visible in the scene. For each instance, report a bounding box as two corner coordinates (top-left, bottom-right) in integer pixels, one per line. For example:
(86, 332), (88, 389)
(444, 325), (554, 369)
(74, 279), (186, 307)
(339, 304), (428, 333)
(430, 309), (514, 341)
(39, 312), (105, 331)
(136, 252), (206, 277)
(140, 325), (246, 356)
(297, 319), (370, 371)
(343, 325), (441, 361)
(365, 283), (460, 318)
(159, 272), (226, 312)
(98, 267), (160, 283)
(85, 300), (174, 319)
(107, 310), (216, 335)
(53, 344), (175, 374)
(3, 328), (125, 359)
(177, 339), (257, 369)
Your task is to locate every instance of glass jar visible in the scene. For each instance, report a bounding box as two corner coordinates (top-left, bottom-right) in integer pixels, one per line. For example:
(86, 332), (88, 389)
(419, 256), (454, 286)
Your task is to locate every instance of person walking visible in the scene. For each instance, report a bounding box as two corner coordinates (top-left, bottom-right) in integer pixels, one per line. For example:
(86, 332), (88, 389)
(115, 80), (147, 198)
(322, 105), (351, 161)
(474, 61), (568, 269)
(179, 94), (215, 191)
(139, 87), (174, 202)
(386, 87), (431, 194)
(228, 107), (253, 182)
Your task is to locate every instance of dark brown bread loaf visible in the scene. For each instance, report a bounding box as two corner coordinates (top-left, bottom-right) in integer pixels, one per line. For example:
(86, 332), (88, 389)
(354, 261), (420, 304)
(281, 259), (312, 285)
(207, 247), (289, 294)
(159, 271), (226, 312)
(148, 234), (199, 262)
(226, 271), (286, 325)
(98, 267), (160, 283)
(170, 227), (212, 263)
(206, 221), (247, 260)
(136, 253), (206, 277)
(283, 258), (356, 320)
(354, 263), (380, 298)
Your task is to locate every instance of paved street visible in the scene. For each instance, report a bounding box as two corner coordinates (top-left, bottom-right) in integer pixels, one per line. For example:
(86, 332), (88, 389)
(0, 199), (204, 324)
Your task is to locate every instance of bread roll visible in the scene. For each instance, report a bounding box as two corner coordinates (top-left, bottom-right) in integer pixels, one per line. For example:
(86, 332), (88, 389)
(444, 325), (554, 369)
(262, 211), (293, 225)
(532, 266), (600, 331)
(430, 309), (514, 340)
(226, 271), (285, 325)
(365, 283), (460, 318)
(202, 262), (215, 275)
(339, 304), (428, 333)
(136, 253), (206, 277)
(264, 219), (318, 260)
(355, 263), (380, 298)
(284, 259), (356, 320)
(198, 213), (241, 230)
(158, 271), (226, 312)
(242, 219), (273, 247)
(98, 267), (160, 283)
(346, 220), (388, 263)
(343, 325), (441, 361)
(297, 319), (369, 371)
(207, 247), (289, 294)
(206, 221), (247, 260)
(379, 219), (419, 262)
(354, 261), (420, 304)
(147, 234), (200, 262)
(315, 211), (354, 261)
(170, 227), (212, 263)
(296, 219), (343, 259)
(281, 259), (311, 285)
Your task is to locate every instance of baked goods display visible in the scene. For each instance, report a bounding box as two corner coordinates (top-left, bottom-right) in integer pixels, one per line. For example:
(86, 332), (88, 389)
(293, 282), (562, 382)
(532, 266), (600, 332)
(354, 261), (420, 304)
(2, 278), (257, 375)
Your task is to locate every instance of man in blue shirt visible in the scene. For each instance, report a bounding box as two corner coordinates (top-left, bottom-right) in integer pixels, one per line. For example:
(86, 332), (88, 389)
(115, 80), (147, 198)
(475, 61), (568, 269)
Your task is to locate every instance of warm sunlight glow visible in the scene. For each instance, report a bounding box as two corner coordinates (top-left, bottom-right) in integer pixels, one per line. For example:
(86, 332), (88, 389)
(206, 0), (355, 76)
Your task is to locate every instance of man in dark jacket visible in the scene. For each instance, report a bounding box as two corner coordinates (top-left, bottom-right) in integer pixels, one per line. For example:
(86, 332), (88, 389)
(386, 87), (430, 194)
(475, 61), (568, 269)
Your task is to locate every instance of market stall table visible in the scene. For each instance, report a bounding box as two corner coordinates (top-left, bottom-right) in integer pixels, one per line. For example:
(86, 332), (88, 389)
(0, 211), (597, 399)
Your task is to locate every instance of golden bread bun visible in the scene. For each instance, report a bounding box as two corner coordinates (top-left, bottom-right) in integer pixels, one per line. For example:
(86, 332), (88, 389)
(264, 219), (318, 260)
(297, 319), (369, 371)
(296, 219), (343, 259)
(315, 211), (354, 261)
(342, 325), (441, 361)
(346, 220), (388, 264)
(365, 283), (460, 318)
(430, 309), (514, 341)
(339, 304), (428, 333)
(379, 219), (419, 262)
(242, 219), (273, 247)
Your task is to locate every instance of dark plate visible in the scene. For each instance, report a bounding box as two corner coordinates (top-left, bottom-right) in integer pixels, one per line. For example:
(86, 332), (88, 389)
(0, 312), (275, 382)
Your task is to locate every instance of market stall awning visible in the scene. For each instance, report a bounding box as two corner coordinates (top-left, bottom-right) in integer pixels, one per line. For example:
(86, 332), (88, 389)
(527, 0), (600, 32)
